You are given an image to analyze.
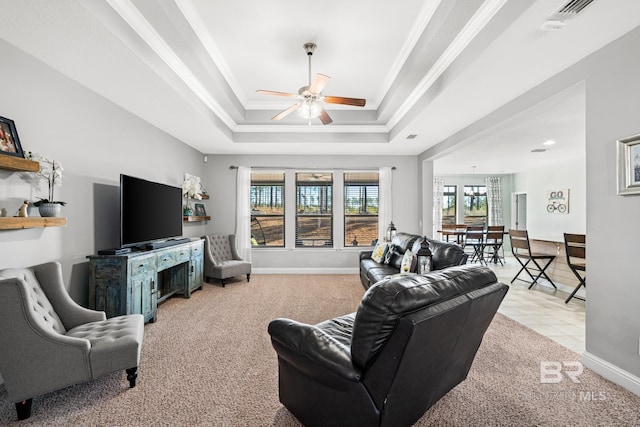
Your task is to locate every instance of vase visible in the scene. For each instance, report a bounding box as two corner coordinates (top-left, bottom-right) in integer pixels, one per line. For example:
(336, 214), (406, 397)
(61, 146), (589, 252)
(38, 203), (62, 217)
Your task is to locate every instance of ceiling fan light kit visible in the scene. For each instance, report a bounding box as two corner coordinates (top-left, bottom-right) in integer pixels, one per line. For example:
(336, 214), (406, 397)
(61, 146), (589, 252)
(257, 42), (366, 125)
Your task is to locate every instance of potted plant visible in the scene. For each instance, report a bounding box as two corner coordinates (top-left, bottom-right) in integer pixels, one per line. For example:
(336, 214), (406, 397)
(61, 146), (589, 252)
(182, 176), (201, 216)
(27, 152), (66, 217)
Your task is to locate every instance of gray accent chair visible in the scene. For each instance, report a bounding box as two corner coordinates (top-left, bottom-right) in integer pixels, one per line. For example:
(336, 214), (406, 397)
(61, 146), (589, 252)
(203, 234), (251, 287)
(0, 262), (144, 420)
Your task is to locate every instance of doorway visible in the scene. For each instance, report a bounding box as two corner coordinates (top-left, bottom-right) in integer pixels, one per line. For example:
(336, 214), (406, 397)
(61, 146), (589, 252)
(513, 193), (527, 230)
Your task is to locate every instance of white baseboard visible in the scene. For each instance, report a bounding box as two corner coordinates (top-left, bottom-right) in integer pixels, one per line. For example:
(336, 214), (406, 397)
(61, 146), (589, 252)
(252, 268), (359, 275)
(581, 351), (640, 397)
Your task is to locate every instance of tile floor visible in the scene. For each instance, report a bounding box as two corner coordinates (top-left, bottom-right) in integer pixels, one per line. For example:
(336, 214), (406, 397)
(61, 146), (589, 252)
(484, 255), (586, 354)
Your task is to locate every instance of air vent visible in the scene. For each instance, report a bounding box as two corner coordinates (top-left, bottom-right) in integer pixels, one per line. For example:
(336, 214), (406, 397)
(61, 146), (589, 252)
(531, 148), (547, 153)
(406, 134), (418, 140)
(548, 0), (595, 20)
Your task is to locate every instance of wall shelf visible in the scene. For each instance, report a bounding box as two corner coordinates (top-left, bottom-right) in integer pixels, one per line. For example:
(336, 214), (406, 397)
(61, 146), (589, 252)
(183, 216), (210, 222)
(0, 217), (67, 230)
(0, 156), (39, 172)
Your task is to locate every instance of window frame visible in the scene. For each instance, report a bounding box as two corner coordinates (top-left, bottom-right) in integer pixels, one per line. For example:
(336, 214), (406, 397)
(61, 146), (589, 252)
(295, 172), (334, 248)
(250, 172), (285, 248)
(463, 184), (488, 226)
(343, 171), (379, 247)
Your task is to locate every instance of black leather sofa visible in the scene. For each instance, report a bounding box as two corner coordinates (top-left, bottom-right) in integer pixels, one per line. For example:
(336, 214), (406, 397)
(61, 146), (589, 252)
(359, 232), (468, 289)
(268, 265), (508, 427)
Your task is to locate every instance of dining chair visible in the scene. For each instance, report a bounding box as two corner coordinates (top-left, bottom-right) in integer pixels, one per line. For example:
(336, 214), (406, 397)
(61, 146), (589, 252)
(508, 229), (557, 289)
(452, 224), (467, 245)
(484, 225), (505, 265)
(563, 233), (586, 304)
(464, 226), (485, 264)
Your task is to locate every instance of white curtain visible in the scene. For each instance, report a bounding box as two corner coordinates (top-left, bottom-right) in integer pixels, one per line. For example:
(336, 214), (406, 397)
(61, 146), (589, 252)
(235, 166), (252, 262)
(432, 177), (445, 238)
(486, 176), (503, 226)
(378, 167), (392, 242)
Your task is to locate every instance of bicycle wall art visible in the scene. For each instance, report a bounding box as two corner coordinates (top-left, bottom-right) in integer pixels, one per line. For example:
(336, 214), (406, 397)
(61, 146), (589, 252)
(546, 189), (569, 214)
(616, 133), (640, 196)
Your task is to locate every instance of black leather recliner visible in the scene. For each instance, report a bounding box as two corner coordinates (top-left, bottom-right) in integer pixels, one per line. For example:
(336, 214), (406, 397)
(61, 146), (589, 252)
(268, 265), (508, 427)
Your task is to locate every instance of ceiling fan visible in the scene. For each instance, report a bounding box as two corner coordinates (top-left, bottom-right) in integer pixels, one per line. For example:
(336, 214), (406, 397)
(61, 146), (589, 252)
(256, 43), (366, 125)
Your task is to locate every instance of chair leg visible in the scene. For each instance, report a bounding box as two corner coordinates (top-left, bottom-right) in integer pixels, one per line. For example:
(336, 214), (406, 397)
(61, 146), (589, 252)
(246, 273), (251, 282)
(511, 257), (530, 284)
(531, 258), (557, 289)
(126, 367), (138, 388)
(565, 275), (586, 304)
(220, 279), (226, 287)
(16, 398), (32, 420)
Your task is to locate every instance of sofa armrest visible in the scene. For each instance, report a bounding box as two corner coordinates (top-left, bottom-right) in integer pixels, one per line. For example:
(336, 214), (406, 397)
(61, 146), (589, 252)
(359, 250), (374, 261)
(268, 318), (361, 390)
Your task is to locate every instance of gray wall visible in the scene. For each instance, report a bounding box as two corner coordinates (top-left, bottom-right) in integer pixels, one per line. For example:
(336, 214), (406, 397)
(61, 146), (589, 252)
(582, 28), (640, 384)
(0, 39), (207, 306)
(419, 27), (640, 390)
(203, 154), (419, 272)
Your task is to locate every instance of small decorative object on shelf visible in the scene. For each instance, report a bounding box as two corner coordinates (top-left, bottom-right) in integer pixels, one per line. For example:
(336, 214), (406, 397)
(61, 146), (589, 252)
(27, 152), (66, 217)
(194, 203), (206, 217)
(182, 173), (202, 214)
(18, 200), (29, 218)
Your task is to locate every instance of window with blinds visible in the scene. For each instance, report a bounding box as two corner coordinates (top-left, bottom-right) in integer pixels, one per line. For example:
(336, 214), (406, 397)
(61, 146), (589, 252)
(296, 172), (333, 247)
(344, 171), (379, 247)
(250, 172), (285, 247)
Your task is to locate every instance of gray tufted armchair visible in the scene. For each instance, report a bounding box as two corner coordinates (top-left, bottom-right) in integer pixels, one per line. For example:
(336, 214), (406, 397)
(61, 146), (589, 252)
(0, 262), (144, 420)
(203, 234), (251, 287)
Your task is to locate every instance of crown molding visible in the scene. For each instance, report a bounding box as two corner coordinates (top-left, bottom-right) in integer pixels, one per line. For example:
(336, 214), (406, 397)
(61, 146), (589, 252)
(387, 0), (509, 129)
(106, 0), (237, 129)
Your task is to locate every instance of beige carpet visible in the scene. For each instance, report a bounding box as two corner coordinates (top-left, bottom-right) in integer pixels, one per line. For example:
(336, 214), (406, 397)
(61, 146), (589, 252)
(1, 274), (639, 426)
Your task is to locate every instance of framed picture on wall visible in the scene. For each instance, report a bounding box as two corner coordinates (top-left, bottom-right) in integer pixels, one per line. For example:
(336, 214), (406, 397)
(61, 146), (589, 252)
(616, 133), (640, 196)
(194, 203), (207, 217)
(0, 116), (25, 158)
(546, 189), (569, 214)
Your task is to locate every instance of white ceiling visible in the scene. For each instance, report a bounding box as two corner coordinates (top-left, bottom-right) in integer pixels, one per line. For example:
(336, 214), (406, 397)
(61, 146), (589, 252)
(1, 0), (639, 173)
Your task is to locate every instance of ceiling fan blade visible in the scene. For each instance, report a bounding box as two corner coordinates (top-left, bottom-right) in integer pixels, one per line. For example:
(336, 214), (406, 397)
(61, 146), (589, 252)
(309, 73), (330, 94)
(319, 107), (333, 125)
(323, 96), (366, 107)
(272, 103), (301, 121)
(257, 90), (297, 98)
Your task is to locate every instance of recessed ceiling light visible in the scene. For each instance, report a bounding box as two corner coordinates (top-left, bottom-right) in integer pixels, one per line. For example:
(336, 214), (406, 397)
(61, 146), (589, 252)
(531, 148), (547, 153)
(406, 134), (418, 139)
(543, 140), (556, 146)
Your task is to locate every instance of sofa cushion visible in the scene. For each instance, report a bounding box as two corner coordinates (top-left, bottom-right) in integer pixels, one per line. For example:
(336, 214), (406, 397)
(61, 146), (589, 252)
(350, 265), (498, 370)
(428, 239), (467, 270)
(366, 265), (398, 285)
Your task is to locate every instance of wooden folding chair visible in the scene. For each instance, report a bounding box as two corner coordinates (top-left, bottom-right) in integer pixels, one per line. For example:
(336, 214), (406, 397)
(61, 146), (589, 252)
(484, 225), (505, 265)
(509, 229), (557, 289)
(464, 226), (485, 264)
(563, 233), (586, 304)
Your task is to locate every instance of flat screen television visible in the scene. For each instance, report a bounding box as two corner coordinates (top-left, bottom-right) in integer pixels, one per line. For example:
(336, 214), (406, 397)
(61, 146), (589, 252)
(120, 174), (183, 248)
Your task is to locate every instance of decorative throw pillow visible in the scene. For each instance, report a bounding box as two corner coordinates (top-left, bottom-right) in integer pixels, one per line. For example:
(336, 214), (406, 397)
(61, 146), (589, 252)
(371, 241), (389, 263)
(383, 244), (395, 264)
(400, 249), (416, 274)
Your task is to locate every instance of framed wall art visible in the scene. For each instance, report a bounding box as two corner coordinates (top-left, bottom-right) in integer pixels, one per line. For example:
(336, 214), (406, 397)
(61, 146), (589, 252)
(194, 203), (207, 217)
(0, 116), (25, 158)
(546, 189), (569, 214)
(616, 133), (640, 196)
